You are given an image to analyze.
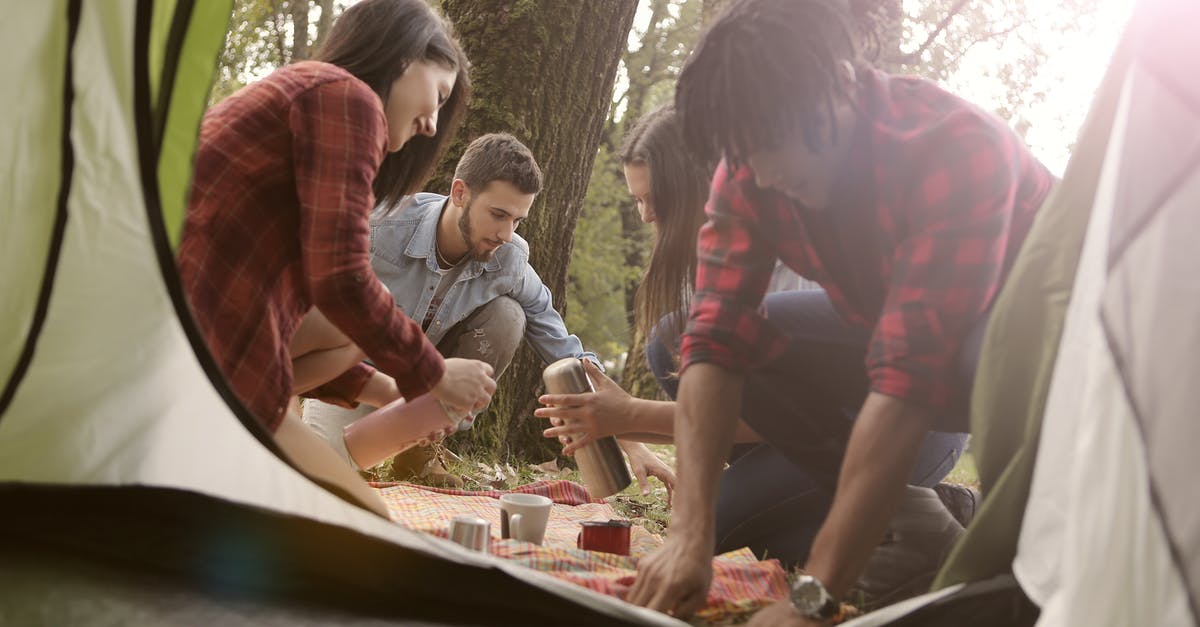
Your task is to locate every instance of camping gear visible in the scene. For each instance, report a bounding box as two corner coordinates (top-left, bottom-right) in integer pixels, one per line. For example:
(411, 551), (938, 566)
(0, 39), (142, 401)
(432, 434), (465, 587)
(578, 519), (632, 556)
(499, 493), (553, 545)
(843, 1), (1200, 624)
(0, 4), (677, 625)
(448, 516), (491, 553)
(542, 357), (633, 498)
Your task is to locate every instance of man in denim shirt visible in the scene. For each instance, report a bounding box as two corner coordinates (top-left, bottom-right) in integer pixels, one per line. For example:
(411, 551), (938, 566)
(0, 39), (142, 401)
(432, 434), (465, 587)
(305, 134), (673, 490)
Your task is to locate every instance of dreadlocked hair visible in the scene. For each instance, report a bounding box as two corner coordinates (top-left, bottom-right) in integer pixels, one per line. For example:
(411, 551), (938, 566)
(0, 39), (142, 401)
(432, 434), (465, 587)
(676, 0), (863, 166)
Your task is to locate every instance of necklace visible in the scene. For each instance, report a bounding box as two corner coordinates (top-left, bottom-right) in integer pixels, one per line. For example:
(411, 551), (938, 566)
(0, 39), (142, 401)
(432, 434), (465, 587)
(435, 241), (461, 269)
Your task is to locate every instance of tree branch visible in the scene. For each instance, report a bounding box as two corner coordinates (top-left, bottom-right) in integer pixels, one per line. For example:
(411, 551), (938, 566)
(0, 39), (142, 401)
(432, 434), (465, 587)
(894, 0), (970, 66)
(944, 21), (1028, 70)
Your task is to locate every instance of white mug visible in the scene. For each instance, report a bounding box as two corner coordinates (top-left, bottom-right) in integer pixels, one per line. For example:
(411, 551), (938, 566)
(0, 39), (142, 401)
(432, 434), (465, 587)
(499, 493), (552, 545)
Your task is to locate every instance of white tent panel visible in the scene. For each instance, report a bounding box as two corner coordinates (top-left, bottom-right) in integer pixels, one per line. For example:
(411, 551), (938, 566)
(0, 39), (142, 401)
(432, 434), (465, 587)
(1013, 66), (1193, 627)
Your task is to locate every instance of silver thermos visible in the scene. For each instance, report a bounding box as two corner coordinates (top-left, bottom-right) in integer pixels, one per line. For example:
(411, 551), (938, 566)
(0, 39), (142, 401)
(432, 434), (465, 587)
(542, 357), (633, 499)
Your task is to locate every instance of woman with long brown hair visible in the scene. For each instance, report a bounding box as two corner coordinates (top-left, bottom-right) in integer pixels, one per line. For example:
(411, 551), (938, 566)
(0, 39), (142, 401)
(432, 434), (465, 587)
(537, 105), (968, 573)
(179, 0), (494, 513)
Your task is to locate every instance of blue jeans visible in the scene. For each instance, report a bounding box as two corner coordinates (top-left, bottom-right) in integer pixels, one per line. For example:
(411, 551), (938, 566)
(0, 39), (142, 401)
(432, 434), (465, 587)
(647, 290), (973, 566)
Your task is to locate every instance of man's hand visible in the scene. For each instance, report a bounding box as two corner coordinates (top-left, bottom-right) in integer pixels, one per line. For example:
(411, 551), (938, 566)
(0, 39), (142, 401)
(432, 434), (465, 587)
(626, 362), (741, 618)
(628, 534), (713, 618)
(621, 441), (676, 503)
(746, 601), (827, 627)
(803, 392), (933, 599)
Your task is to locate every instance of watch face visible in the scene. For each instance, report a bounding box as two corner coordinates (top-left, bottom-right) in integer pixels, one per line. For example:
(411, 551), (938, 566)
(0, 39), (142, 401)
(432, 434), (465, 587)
(791, 576), (825, 612)
(796, 583), (821, 607)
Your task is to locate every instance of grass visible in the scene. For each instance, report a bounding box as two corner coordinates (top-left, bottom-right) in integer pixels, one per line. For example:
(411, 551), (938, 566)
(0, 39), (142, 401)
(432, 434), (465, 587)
(944, 450), (980, 488)
(375, 442), (978, 530)
(366, 442), (678, 535)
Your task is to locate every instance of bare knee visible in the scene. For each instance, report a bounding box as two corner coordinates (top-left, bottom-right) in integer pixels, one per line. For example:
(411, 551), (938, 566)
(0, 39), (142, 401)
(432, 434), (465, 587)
(290, 307), (355, 357)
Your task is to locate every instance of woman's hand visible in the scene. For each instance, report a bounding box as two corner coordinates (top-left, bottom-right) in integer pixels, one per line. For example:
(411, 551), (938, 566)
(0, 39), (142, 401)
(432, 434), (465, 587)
(430, 358), (495, 415)
(535, 359), (636, 454)
(621, 442), (676, 504)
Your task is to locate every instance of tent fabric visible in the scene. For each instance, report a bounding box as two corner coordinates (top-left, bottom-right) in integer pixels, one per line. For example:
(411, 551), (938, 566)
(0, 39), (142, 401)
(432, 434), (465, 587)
(923, 1), (1200, 624)
(0, 3), (680, 625)
(0, 546), (477, 627)
(1012, 3), (1200, 623)
(840, 576), (1037, 627)
(930, 13), (1134, 590)
(0, 1), (73, 406)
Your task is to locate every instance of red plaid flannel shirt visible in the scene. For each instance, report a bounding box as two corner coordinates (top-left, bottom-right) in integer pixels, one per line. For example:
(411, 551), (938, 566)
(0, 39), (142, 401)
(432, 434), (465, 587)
(178, 62), (444, 431)
(681, 69), (1056, 410)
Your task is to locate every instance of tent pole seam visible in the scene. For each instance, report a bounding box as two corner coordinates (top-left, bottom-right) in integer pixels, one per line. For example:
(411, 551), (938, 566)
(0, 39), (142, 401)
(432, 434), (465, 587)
(129, 0), (286, 458)
(0, 0), (83, 421)
(130, 0), (393, 520)
(1101, 299), (1200, 624)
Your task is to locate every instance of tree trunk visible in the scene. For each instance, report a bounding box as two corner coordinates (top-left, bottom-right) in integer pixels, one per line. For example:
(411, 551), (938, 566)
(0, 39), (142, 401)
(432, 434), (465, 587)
(437, 0), (639, 463)
(289, 0), (310, 61)
(701, 0), (729, 23)
(271, 0), (289, 65)
(313, 0), (335, 52)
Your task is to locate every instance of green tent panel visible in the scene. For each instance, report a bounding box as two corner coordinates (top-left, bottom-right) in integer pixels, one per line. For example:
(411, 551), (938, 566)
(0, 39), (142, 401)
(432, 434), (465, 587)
(0, 3), (678, 625)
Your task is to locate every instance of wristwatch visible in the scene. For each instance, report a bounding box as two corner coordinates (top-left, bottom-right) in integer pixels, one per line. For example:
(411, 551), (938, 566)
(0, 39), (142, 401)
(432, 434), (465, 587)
(790, 574), (839, 620)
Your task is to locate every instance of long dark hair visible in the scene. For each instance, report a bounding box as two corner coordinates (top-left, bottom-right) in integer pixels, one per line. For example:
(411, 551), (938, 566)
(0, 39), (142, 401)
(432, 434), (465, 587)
(675, 0), (861, 166)
(620, 105), (712, 340)
(314, 0), (471, 206)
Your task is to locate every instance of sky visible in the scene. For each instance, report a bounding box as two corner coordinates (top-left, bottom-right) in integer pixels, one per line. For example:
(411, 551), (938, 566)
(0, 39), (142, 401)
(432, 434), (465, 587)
(940, 0), (1139, 174)
(629, 0), (1139, 176)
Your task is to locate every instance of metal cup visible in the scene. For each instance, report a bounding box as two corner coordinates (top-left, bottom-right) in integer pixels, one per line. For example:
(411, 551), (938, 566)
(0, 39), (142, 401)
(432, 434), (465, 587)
(448, 515), (491, 553)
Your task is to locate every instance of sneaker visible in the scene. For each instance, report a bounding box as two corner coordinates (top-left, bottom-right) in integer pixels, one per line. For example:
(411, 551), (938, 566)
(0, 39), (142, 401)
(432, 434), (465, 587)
(389, 443), (464, 489)
(855, 485), (965, 609)
(933, 482), (980, 529)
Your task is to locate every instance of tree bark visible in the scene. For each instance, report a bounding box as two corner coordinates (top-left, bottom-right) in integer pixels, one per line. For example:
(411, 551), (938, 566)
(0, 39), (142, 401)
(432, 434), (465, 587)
(289, 0), (310, 61)
(436, 0), (639, 463)
(313, 0), (335, 52)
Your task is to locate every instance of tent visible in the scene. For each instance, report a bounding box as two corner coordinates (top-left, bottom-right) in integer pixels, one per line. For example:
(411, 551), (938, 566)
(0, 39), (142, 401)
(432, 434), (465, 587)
(842, 0), (1200, 624)
(4, 1), (1197, 626)
(0, 3), (679, 625)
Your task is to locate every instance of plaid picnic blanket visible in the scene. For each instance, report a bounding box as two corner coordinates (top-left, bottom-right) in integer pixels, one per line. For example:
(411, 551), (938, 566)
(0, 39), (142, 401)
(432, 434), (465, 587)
(374, 479), (788, 623)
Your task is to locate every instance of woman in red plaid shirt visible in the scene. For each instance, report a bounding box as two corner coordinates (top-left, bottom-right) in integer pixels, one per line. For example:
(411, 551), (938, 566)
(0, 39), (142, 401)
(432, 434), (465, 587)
(178, 0), (495, 514)
(627, 0), (1055, 623)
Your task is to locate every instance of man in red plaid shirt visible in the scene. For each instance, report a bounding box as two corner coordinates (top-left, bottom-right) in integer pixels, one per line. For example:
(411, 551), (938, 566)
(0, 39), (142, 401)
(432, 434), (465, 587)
(628, 0), (1056, 623)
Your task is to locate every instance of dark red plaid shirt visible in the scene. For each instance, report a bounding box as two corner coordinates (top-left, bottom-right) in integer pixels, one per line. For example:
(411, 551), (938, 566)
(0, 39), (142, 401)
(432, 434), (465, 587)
(179, 62), (444, 431)
(680, 69), (1056, 411)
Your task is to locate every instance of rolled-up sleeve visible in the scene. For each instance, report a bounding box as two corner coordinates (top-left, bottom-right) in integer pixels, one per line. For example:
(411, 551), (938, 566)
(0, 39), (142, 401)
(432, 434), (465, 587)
(680, 161), (785, 374)
(290, 79), (444, 401)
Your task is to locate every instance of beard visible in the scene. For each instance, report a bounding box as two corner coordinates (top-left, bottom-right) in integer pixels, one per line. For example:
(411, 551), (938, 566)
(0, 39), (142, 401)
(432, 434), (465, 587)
(457, 198), (499, 261)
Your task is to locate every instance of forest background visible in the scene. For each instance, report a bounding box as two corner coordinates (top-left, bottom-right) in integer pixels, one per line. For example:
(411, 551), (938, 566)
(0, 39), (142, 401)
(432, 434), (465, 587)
(212, 0), (1132, 464)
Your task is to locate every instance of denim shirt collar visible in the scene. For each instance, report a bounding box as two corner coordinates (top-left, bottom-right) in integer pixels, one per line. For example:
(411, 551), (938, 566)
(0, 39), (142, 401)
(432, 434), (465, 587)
(402, 193), (502, 274)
